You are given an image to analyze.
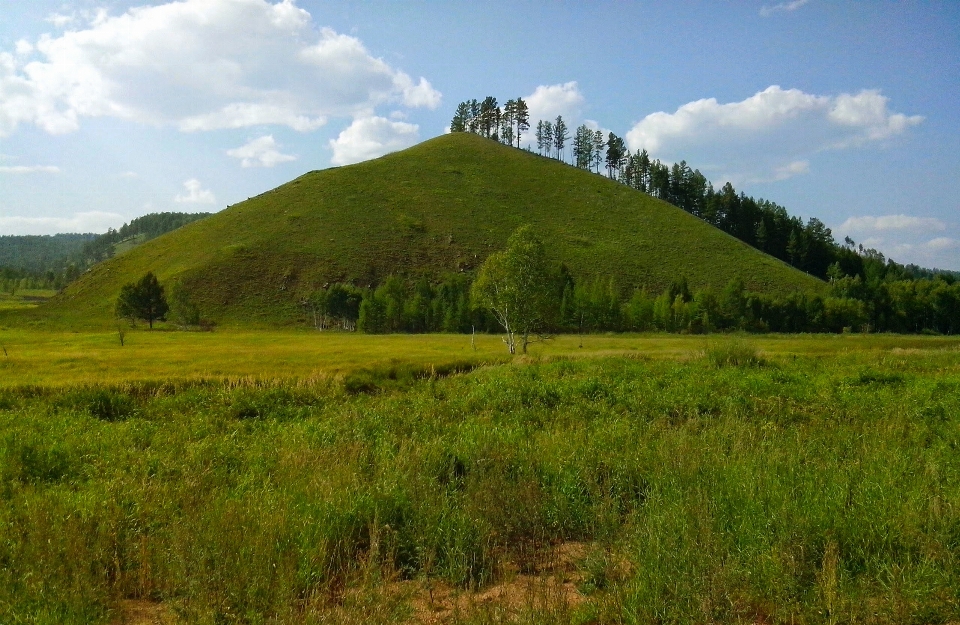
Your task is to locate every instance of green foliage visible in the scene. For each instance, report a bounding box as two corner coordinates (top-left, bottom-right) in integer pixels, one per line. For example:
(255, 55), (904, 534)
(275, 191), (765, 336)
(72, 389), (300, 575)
(115, 271), (168, 328)
(0, 233), (95, 273)
(167, 281), (201, 327)
(309, 283), (362, 331)
(0, 350), (959, 622)
(471, 225), (555, 353)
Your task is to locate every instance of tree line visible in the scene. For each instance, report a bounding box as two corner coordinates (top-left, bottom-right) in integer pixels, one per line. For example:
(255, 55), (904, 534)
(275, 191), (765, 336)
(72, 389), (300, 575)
(303, 267), (960, 340)
(118, 223), (960, 339)
(450, 97), (531, 147)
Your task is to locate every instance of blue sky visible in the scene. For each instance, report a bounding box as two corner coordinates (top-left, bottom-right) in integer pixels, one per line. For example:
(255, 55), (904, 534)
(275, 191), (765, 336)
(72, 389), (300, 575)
(1, 0), (958, 270)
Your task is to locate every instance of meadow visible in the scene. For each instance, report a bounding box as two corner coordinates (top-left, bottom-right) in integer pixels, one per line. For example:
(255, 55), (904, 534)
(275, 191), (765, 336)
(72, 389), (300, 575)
(0, 288), (56, 312)
(2, 331), (959, 624)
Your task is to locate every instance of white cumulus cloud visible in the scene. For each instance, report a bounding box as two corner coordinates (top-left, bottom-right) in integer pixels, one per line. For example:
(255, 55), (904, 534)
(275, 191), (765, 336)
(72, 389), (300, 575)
(525, 81), (585, 124)
(0, 164), (59, 174)
(45, 13), (76, 29)
(837, 214), (947, 234)
(328, 116), (419, 166)
(174, 179), (216, 205)
(227, 135), (297, 168)
(834, 215), (958, 270)
(889, 237), (959, 269)
(0, 211), (124, 235)
(0, 0), (441, 137)
(625, 85), (923, 184)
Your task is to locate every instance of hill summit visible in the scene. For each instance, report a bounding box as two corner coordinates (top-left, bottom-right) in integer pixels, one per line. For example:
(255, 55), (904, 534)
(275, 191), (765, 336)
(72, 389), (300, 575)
(42, 133), (822, 327)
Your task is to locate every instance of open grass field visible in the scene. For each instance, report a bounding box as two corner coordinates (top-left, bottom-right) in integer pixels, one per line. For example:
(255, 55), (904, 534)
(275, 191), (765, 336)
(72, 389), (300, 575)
(32, 133), (823, 329)
(0, 288), (56, 312)
(0, 328), (957, 387)
(2, 331), (960, 623)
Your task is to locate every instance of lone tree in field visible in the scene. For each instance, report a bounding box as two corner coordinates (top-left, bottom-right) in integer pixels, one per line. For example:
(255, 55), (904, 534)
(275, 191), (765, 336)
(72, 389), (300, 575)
(471, 225), (554, 354)
(116, 271), (168, 328)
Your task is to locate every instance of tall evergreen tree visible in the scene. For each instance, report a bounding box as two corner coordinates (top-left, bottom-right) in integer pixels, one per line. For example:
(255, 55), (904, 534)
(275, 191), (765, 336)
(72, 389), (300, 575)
(468, 99), (480, 133)
(592, 131), (605, 173)
(637, 149), (651, 192)
(553, 116), (569, 161)
(541, 121), (554, 156)
(514, 98), (530, 148)
(501, 99), (516, 145)
(479, 96), (499, 138)
(450, 101), (470, 132)
(605, 132), (626, 178)
(573, 125), (594, 169)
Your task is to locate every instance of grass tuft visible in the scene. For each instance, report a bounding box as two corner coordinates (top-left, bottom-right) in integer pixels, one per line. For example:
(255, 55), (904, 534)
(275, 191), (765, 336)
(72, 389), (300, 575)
(705, 336), (765, 368)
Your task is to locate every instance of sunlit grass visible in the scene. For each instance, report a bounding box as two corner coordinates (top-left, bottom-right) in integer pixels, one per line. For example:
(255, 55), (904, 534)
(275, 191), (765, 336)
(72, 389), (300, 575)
(2, 345), (959, 623)
(0, 328), (957, 387)
(0, 289), (56, 311)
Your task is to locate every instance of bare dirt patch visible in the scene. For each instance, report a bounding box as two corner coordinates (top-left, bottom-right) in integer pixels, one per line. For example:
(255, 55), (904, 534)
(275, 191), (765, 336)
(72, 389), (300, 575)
(112, 599), (177, 625)
(402, 542), (590, 624)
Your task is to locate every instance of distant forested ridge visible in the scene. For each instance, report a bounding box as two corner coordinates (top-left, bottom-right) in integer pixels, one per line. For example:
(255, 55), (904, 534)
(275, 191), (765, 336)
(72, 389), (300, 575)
(0, 212), (210, 291)
(0, 233), (97, 274)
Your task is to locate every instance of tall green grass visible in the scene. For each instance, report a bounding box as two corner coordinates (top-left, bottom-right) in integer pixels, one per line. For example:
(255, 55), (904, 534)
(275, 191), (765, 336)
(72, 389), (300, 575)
(1, 349), (959, 623)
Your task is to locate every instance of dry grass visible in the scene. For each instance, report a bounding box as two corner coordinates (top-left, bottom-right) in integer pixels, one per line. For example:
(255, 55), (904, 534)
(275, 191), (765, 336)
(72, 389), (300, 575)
(0, 328), (958, 388)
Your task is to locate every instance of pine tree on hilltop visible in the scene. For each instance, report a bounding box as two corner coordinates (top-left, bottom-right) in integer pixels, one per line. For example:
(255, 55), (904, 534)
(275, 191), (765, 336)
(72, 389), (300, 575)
(553, 116), (568, 162)
(514, 98), (530, 148)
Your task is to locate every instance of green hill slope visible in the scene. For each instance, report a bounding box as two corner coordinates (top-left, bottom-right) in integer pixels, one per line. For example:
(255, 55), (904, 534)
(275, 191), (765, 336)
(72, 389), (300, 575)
(31, 133), (824, 327)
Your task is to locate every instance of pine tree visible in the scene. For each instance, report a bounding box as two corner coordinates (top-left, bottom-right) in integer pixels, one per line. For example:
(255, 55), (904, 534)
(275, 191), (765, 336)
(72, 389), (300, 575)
(605, 132), (626, 179)
(115, 271), (168, 329)
(553, 116), (568, 161)
(756, 219), (769, 252)
(592, 131), (604, 173)
(514, 98), (530, 148)
(468, 99), (480, 133)
(450, 101), (470, 132)
(500, 99), (515, 145)
(479, 96), (498, 138)
(637, 149), (650, 191)
(541, 121), (554, 156)
(573, 125), (593, 169)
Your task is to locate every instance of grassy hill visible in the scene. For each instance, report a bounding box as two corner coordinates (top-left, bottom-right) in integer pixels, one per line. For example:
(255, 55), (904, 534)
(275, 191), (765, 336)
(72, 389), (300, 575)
(25, 133), (824, 328)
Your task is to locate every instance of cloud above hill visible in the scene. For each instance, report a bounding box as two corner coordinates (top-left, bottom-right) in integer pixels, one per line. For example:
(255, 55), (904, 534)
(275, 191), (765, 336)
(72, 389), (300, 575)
(837, 214), (946, 235)
(525, 81), (585, 123)
(0, 0), (441, 137)
(174, 179), (216, 205)
(834, 213), (958, 270)
(329, 115), (419, 166)
(227, 135), (297, 168)
(626, 86), (923, 184)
